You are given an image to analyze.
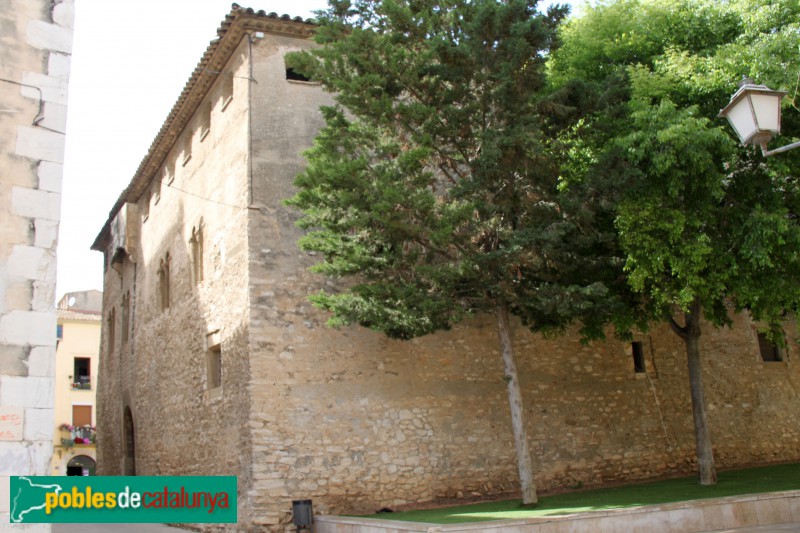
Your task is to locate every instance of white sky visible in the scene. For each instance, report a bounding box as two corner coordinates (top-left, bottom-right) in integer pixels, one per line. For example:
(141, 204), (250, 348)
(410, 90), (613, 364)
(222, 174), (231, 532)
(57, 0), (575, 299)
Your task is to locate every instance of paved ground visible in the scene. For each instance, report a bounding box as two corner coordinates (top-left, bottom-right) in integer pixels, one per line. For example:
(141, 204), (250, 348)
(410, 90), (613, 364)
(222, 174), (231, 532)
(53, 524), (191, 532)
(52, 523), (800, 532)
(707, 525), (800, 532)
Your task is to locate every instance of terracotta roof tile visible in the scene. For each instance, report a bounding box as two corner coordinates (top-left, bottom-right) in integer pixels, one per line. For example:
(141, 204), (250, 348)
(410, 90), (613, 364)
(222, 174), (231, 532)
(58, 309), (102, 322)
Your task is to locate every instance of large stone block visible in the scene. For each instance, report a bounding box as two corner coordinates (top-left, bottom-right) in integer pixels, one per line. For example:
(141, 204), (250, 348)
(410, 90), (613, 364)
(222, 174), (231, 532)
(4, 280), (33, 312)
(20, 72), (68, 106)
(23, 408), (52, 441)
(26, 346), (55, 378)
(26, 20), (72, 54)
(0, 310), (55, 347)
(0, 376), (54, 409)
(37, 162), (63, 193)
(38, 103), (68, 134)
(7, 245), (55, 283)
(33, 219), (58, 250)
(14, 126), (66, 164)
(48, 53), (71, 80)
(31, 281), (55, 313)
(0, 406), (24, 441)
(0, 442), (36, 476)
(0, 475), (9, 514)
(0, 345), (28, 377)
(11, 186), (61, 221)
(53, 0), (75, 30)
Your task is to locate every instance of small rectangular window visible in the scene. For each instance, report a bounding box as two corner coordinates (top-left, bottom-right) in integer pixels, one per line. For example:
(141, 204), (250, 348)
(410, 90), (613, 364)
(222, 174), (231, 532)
(121, 291), (130, 345)
(207, 330), (222, 396)
(107, 307), (116, 356)
(220, 72), (233, 111)
(199, 101), (211, 142)
(181, 131), (193, 166)
(158, 253), (171, 311)
(190, 224), (204, 286)
(632, 341), (646, 373)
(56, 324), (63, 341)
(141, 192), (150, 222)
(73, 357), (91, 389)
(164, 160), (175, 185)
(758, 332), (783, 362)
(153, 178), (162, 205)
(286, 68), (312, 82)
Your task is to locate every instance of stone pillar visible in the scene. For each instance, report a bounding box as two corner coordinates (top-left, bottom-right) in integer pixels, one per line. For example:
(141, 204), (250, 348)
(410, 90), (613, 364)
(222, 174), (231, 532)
(0, 0), (74, 528)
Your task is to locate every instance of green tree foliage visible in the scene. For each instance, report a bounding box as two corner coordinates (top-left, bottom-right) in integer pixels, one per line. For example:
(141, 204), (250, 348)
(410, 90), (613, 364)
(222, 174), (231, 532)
(549, 0), (800, 485)
(286, 0), (637, 504)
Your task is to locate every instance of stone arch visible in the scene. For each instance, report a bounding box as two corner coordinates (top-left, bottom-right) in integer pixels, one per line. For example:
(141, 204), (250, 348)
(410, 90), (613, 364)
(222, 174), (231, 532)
(67, 455), (96, 476)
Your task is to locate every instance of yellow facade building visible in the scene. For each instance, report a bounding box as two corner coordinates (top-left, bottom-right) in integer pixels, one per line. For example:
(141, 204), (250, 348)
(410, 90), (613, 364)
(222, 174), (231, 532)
(51, 290), (101, 475)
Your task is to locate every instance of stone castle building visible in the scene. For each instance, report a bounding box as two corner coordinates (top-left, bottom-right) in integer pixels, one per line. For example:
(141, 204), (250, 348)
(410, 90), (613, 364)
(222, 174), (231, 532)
(1, 0), (74, 529)
(92, 5), (800, 532)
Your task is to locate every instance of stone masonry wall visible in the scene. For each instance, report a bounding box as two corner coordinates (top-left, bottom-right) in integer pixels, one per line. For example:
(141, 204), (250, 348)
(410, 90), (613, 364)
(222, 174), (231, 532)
(96, 37), (255, 523)
(243, 31), (800, 533)
(0, 0), (73, 528)
(97, 18), (800, 533)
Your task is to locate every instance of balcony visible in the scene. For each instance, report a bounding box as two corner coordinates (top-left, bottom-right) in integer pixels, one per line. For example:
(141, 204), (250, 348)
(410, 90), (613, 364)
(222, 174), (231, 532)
(59, 424), (96, 447)
(71, 376), (91, 390)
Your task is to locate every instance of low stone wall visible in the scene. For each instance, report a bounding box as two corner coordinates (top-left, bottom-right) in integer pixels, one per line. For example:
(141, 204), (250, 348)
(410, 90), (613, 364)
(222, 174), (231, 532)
(314, 490), (800, 533)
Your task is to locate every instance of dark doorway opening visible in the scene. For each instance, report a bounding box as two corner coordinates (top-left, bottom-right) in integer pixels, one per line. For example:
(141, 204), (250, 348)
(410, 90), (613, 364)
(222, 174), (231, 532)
(123, 406), (136, 476)
(67, 455), (96, 476)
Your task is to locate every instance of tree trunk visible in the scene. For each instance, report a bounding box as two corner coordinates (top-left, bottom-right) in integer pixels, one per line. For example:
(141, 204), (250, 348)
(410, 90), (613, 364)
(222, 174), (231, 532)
(680, 301), (717, 485)
(495, 301), (538, 505)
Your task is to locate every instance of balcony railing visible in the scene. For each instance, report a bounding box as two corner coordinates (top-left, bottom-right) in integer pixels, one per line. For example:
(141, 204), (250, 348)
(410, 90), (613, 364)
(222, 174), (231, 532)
(59, 424), (96, 447)
(71, 376), (91, 390)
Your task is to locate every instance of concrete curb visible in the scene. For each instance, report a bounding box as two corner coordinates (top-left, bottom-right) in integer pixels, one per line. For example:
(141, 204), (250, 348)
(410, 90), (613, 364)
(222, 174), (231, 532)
(314, 490), (800, 533)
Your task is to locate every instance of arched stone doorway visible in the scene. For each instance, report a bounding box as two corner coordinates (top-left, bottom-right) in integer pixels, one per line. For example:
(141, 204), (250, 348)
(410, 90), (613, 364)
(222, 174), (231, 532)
(67, 455), (96, 476)
(123, 406), (136, 475)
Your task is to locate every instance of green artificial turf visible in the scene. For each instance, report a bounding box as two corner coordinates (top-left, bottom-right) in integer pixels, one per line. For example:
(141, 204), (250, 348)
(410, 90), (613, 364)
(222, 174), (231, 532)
(362, 463), (800, 524)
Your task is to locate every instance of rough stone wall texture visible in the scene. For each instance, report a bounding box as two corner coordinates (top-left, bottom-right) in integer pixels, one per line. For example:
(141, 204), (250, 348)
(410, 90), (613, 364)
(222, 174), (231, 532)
(95, 16), (800, 533)
(0, 0), (73, 528)
(96, 38), (254, 523)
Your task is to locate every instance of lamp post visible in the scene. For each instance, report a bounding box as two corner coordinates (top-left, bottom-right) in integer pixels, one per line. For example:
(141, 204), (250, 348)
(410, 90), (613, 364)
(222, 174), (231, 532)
(718, 76), (800, 157)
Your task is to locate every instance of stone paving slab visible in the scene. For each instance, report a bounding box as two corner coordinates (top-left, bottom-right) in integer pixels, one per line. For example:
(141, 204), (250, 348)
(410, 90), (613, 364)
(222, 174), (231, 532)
(53, 524), (190, 533)
(708, 524), (800, 532)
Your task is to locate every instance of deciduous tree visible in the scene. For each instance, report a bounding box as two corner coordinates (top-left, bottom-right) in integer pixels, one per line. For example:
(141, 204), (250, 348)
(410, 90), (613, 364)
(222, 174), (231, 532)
(549, 0), (800, 485)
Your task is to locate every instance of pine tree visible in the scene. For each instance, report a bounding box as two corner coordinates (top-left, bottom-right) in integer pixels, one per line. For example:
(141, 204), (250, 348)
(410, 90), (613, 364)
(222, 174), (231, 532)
(286, 0), (632, 504)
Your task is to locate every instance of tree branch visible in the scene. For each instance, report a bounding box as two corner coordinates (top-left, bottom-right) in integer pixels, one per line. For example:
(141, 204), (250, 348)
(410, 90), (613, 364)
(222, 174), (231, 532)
(667, 312), (688, 340)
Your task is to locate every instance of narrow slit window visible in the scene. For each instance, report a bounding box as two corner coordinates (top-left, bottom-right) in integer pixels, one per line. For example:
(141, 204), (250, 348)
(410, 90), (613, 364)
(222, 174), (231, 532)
(121, 291), (130, 344)
(181, 131), (193, 166)
(757, 332), (782, 362)
(286, 67), (311, 82)
(153, 178), (162, 205)
(164, 159), (175, 185)
(158, 252), (170, 310)
(190, 223), (204, 285)
(220, 72), (234, 111)
(199, 101), (211, 141)
(632, 341), (646, 373)
(107, 307), (116, 356)
(141, 192), (150, 222)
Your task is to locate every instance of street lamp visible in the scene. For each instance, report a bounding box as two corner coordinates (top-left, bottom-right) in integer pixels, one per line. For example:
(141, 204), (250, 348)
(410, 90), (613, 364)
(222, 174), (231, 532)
(718, 76), (800, 157)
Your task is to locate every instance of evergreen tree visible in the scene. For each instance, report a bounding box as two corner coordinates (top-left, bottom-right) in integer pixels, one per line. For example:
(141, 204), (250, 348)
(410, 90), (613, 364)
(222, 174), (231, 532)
(286, 0), (633, 504)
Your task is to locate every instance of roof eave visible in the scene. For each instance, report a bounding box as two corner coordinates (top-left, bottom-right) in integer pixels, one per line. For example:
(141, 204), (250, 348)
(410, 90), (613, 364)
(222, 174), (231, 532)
(91, 5), (317, 253)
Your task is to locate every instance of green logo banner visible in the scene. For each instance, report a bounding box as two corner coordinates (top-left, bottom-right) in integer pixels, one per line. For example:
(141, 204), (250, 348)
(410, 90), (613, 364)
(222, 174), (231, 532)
(9, 476), (237, 523)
